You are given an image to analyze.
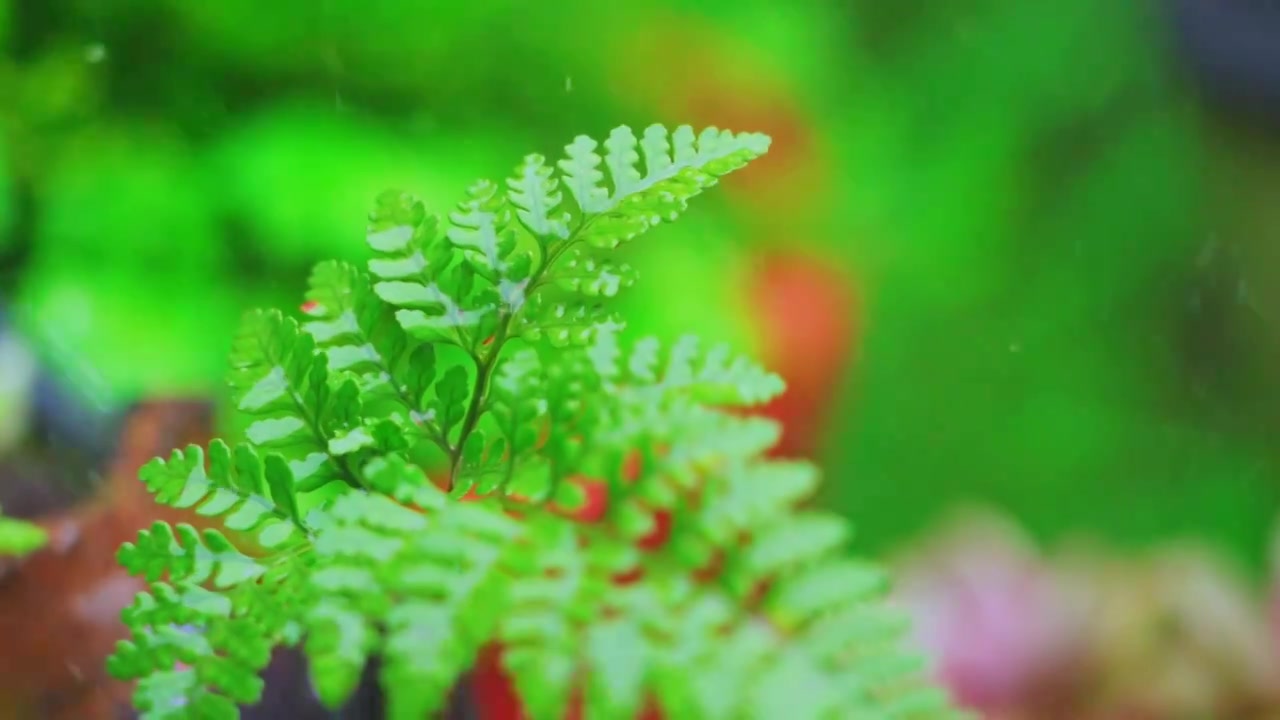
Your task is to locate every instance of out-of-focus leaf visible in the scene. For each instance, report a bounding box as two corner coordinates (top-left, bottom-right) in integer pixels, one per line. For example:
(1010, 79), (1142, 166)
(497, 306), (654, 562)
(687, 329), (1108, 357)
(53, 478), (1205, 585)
(35, 126), (222, 269)
(210, 104), (528, 264)
(14, 270), (238, 404)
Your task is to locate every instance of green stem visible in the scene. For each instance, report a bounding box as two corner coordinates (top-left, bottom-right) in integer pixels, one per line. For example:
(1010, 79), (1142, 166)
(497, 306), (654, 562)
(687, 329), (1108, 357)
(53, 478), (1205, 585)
(446, 213), (599, 490)
(448, 320), (509, 488)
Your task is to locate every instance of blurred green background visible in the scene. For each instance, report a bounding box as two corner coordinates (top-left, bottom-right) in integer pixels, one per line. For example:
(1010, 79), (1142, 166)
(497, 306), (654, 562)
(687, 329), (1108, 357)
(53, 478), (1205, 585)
(4, 0), (1280, 573)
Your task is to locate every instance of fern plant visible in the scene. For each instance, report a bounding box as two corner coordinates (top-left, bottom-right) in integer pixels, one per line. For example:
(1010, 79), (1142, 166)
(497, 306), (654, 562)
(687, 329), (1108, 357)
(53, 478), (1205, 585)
(107, 124), (963, 720)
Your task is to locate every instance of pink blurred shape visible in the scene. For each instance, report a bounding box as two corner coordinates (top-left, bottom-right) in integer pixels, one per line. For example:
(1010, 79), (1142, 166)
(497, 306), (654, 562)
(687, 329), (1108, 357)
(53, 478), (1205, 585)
(893, 510), (1090, 714)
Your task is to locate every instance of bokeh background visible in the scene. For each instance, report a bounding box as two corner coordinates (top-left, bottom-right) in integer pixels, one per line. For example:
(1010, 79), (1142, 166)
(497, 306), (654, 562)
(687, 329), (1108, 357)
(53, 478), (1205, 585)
(4, 0), (1280, 718)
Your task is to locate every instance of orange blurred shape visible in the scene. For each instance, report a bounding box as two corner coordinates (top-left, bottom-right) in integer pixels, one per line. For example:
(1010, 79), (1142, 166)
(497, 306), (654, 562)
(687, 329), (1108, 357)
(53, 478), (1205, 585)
(0, 400), (216, 720)
(746, 250), (861, 458)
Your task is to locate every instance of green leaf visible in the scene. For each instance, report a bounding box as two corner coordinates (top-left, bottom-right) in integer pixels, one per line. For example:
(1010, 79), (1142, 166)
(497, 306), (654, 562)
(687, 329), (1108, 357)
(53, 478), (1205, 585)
(303, 261), (411, 400)
(432, 365), (471, 437)
(405, 343), (438, 407)
(623, 335), (785, 407)
(139, 441), (308, 548)
(306, 599), (375, 709)
(228, 310), (348, 483)
(118, 522), (266, 588)
(550, 247), (636, 298)
(556, 124), (771, 250)
(517, 125), (769, 351)
(487, 348), (546, 490)
(507, 154), (570, 242)
(365, 190), (494, 348)
(584, 621), (650, 718)
(447, 179), (519, 284)
(0, 507), (47, 556)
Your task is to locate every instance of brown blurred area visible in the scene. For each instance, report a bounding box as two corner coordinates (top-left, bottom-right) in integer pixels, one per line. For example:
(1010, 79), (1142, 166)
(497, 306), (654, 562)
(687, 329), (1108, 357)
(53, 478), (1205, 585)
(0, 401), (214, 720)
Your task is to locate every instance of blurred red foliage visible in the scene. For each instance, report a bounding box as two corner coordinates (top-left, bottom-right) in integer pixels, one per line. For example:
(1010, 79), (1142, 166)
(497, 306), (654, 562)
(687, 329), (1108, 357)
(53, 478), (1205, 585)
(747, 250), (861, 458)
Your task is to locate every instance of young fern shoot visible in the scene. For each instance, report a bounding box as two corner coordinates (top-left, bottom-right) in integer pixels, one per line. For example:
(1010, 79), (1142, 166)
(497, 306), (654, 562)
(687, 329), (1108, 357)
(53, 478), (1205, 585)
(108, 124), (964, 720)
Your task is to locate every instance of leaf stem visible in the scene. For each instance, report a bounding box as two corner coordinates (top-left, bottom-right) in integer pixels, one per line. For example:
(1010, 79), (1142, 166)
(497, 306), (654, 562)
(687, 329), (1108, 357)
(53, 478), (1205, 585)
(446, 212), (597, 489)
(448, 320), (509, 488)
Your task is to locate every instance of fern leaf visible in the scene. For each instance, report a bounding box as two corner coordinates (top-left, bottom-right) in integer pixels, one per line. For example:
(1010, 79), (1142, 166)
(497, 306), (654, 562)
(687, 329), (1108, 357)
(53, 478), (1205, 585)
(507, 153), (571, 242)
(113, 440), (317, 717)
(228, 309), (356, 491)
(560, 393), (955, 719)
(366, 189), (502, 351)
(583, 620), (651, 718)
(697, 460), (821, 545)
(110, 575), (293, 718)
(550, 247), (637, 298)
(138, 441), (308, 549)
(447, 180), (536, 310)
(119, 522), (267, 588)
(726, 513), (852, 595)
(615, 334), (785, 408)
(514, 125), (768, 349)
(557, 124), (770, 250)
(500, 521), (604, 720)
(478, 348), (544, 493)
(229, 307), (403, 496)
(303, 261), (457, 456)
(303, 261), (408, 392)
(303, 457), (521, 717)
(538, 346), (605, 492)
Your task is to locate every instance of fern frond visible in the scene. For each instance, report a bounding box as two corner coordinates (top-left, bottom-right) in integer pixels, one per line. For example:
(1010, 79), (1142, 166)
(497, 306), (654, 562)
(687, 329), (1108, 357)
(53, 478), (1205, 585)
(302, 261), (409, 396)
(499, 518), (648, 719)
(368, 125), (768, 354)
(302, 260), (456, 457)
(484, 396), (952, 720)
(109, 123), (962, 720)
(137, 441), (309, 548)
(519, 125), (768, 349)
(596, 328), (786, 408)
(228, 309), (355, 492)
(229, 306), (430, 499)
(448, 179), (535, 310)
(365, 189), (504, 351)
(556, 125), (770, 250)
(302, 456), (522, 718)
(109, 568), (305, 718)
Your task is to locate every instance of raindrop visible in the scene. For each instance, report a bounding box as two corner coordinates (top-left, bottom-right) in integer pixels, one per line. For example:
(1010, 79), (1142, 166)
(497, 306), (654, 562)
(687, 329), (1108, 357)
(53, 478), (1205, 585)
(83, 43), (107, 64)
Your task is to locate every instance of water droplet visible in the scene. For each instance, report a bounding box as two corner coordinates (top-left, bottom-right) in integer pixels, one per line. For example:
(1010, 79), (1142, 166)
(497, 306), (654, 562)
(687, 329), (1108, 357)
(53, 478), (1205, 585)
(84, 43), (107, 64)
